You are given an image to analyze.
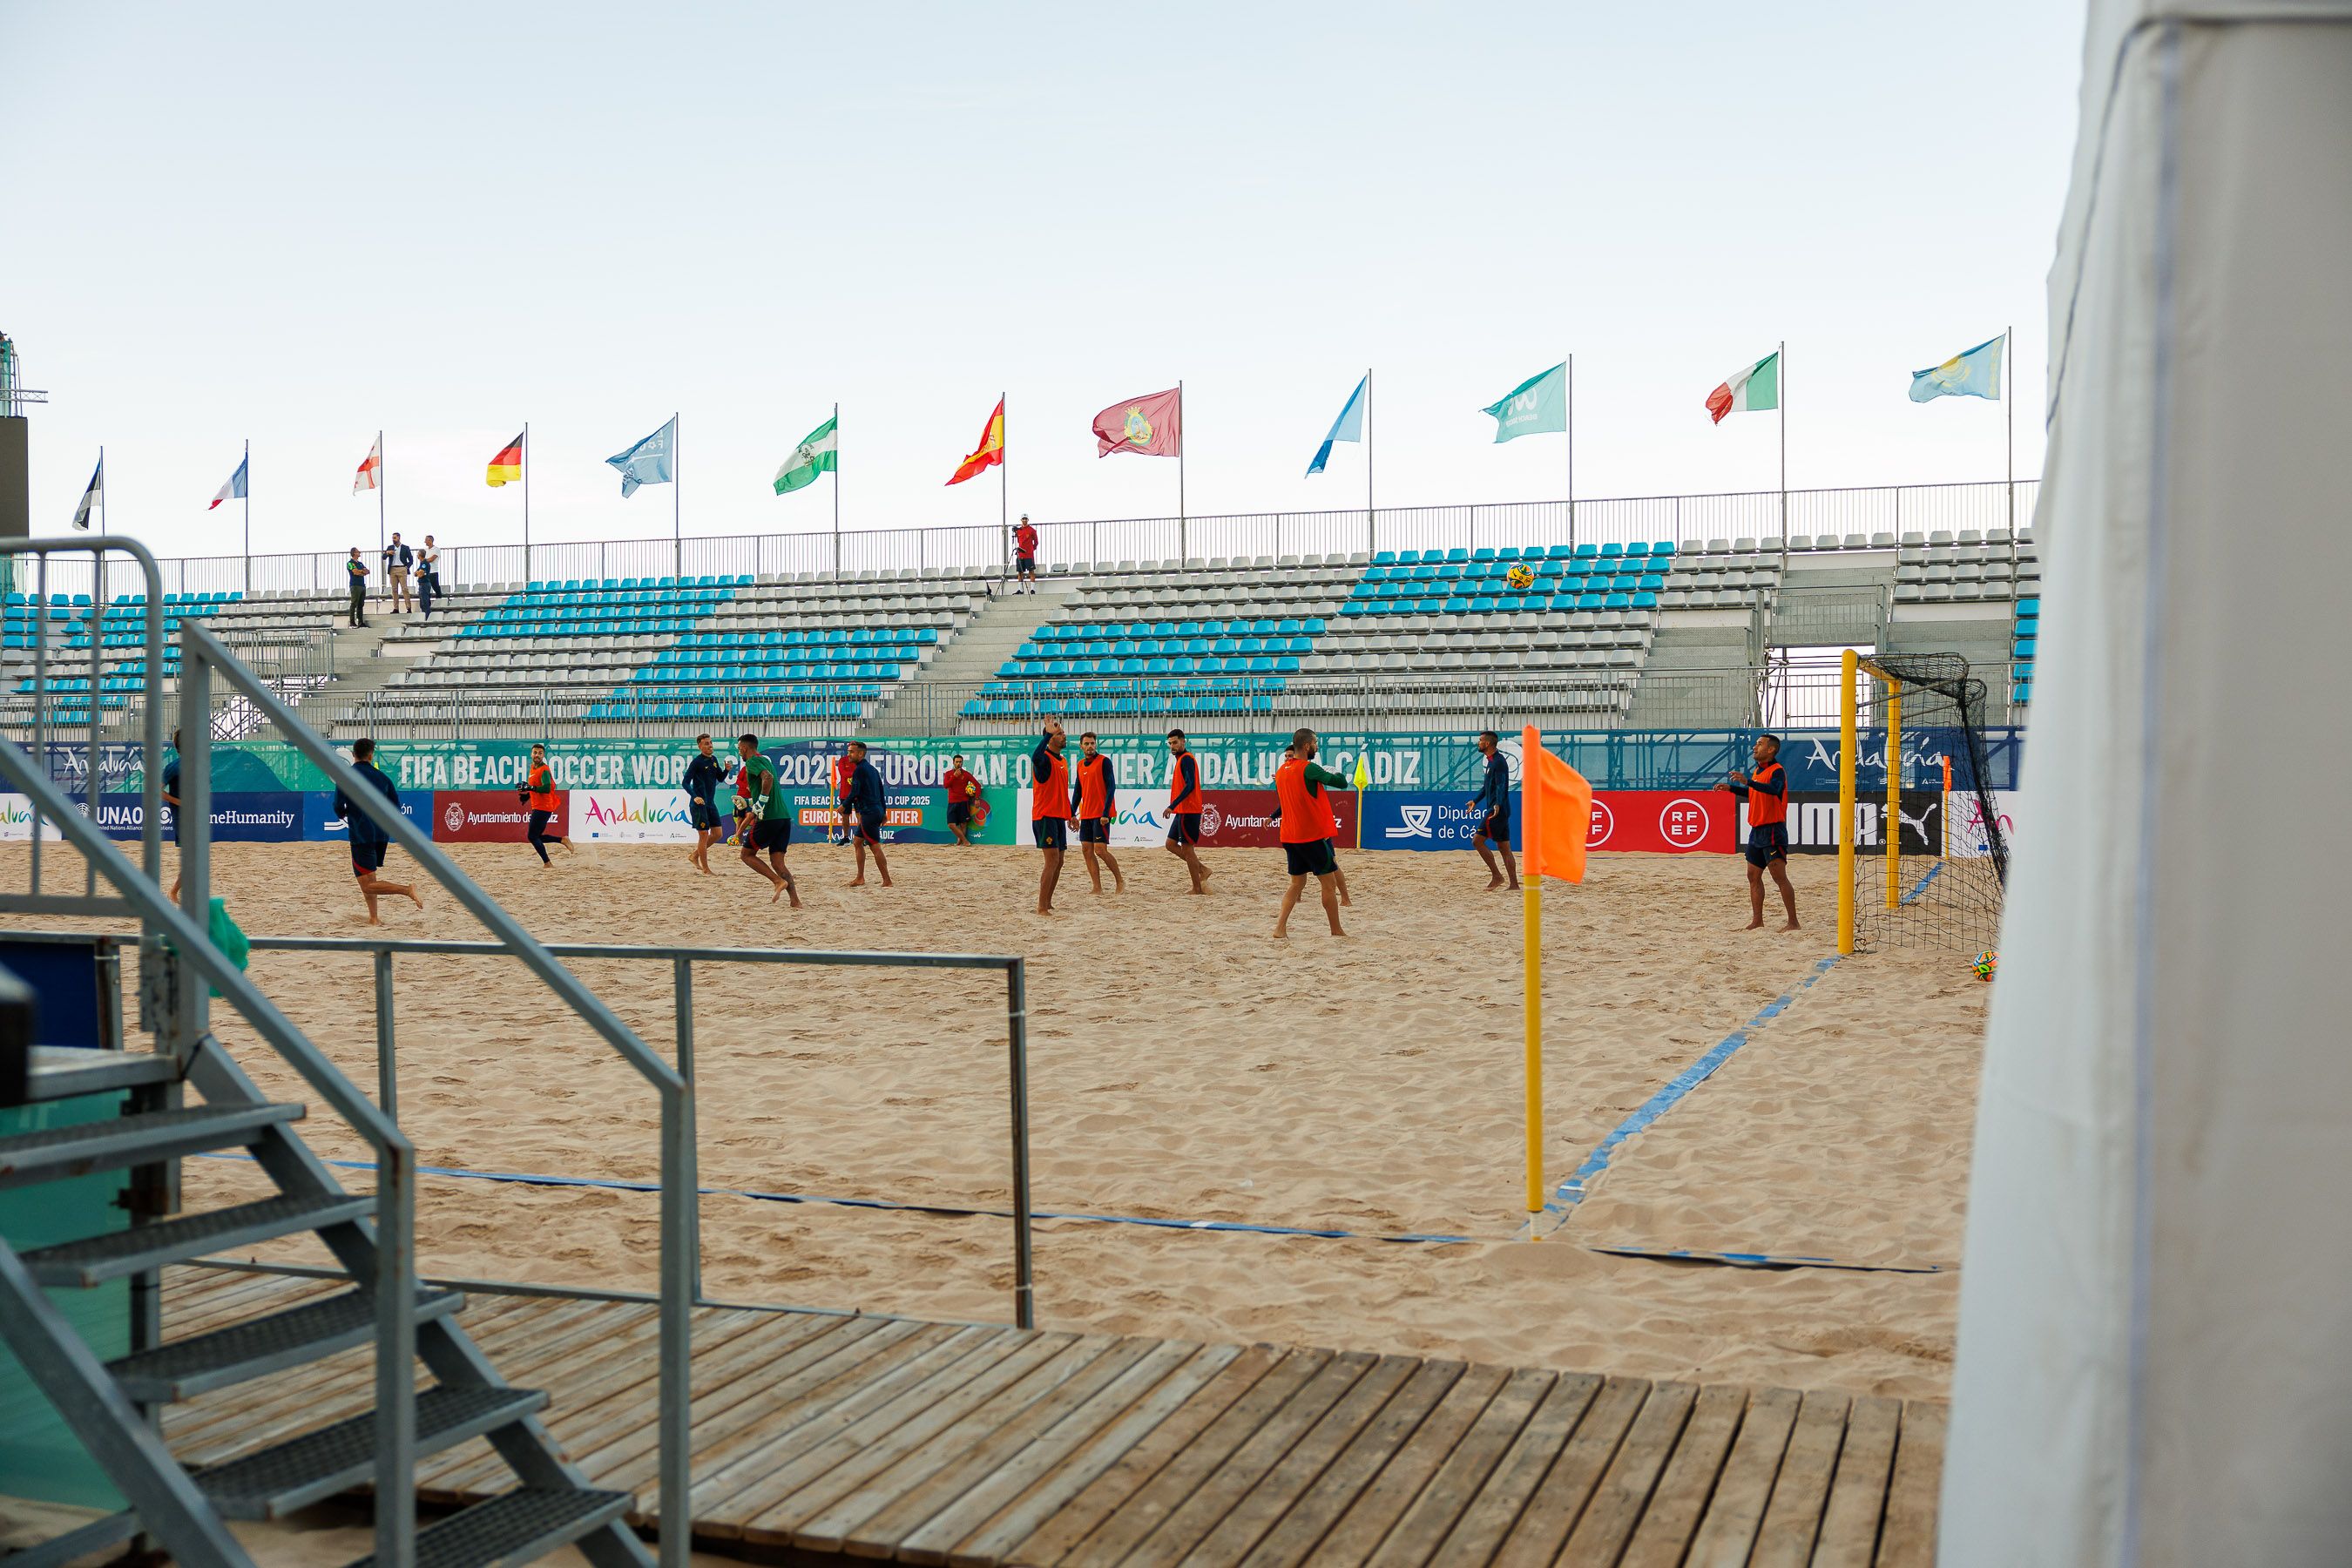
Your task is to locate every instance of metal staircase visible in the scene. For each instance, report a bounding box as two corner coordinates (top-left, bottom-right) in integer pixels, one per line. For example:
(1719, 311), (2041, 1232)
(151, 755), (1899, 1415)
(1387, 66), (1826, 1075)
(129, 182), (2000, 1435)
(0, 537), (686, 1568)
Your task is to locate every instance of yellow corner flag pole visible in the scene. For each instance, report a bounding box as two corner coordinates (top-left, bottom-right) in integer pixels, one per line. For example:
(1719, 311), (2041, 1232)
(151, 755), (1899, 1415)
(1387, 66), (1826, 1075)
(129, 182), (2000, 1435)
(1839, 650), (1858, 954)
(1520, 725), (1545, 1228)
(1354, 751), (1370, 850)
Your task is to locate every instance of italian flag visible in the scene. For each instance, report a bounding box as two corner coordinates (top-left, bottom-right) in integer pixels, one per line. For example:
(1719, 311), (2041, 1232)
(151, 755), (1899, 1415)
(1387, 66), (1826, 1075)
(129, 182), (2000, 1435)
(1706, 351), (1780, 424)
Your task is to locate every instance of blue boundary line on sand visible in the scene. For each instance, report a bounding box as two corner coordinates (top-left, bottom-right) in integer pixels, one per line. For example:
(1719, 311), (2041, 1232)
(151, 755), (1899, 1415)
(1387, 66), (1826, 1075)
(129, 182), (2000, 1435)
(1538, 952), (1844, 1220)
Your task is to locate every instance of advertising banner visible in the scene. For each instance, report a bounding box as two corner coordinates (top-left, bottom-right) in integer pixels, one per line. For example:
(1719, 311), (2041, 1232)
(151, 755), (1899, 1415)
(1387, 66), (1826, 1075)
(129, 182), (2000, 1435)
(0, 794), (68, 841)
(1754, 792), (1946, 856)
(571, 789), (693, 844)
(434, 791), (544, 843)
(95, 792), (306, 842)
(1585, 790), (1735, 854)
(1009, 787), (1361, 849)
(301, 790), (428, 842)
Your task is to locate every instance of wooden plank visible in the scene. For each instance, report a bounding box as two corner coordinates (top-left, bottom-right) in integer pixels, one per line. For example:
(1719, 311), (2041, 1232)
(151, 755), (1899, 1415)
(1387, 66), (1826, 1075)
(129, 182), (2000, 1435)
(1872, 1402), (1946, 1568)
(1747, 1389), (1852, 1568)
(1439, 1371), (1612, 1566)
(1042, 1347), (1331, 1567)
(1361, 1365), (1554, 1567)
(895, 1340), (1210, 1567)
(426, 1304), (814, 1497)
(944, 1343), (1254, 1568)
(1686, 1385), (1802, 1568)
(739, 1333), (1098, 1548)
(1551, 1381), (1700, 1567)
(162, 1273), (328, 1335)
(1306, 1362), (1510, 1566)
(1237, 1360), (1467, 1568)
(1182, 1354), (1422, 1568)
(693, 1327), (1031, 1535)
(836, 1336), (1175, 1562)
(1114, 1348), (1379, 1568)
(1617, 1383), (1751, 1568)
(1812, 1396), (1901, 1568)
(781, 1335), (1135, 1554)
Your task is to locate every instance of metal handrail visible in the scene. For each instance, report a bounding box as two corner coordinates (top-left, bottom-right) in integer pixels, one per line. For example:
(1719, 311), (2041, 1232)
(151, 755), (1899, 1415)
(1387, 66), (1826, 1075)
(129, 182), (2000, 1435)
(240, 936), (1037, 1330)
(173, 620), (693, 1568)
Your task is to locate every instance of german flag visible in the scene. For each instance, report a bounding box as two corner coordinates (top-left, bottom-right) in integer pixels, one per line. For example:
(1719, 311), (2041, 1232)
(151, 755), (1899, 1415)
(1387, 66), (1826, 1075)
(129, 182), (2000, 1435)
(486, 431), (524, 488)
(946, 398), (1005, 486)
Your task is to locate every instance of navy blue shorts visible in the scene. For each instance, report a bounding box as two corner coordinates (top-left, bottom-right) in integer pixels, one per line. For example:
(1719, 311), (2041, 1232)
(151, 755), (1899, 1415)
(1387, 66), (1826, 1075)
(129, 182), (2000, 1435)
(1284, 838), (1338, 878)
(1476, 808), (1511, 848)
(1745, 822), (1789, 868)
(351, 839), (389, 878)
(852, 814), (882, 844)
(1032, 818), (1068, 851)
(1166, 812), (1202, 846)
(689, 798), (720, 831)
(1077, 816), (1111, 844)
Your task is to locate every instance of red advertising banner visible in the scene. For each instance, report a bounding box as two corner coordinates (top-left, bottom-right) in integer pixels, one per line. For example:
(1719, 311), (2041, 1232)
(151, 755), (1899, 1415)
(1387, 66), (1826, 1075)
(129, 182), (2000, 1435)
(1585, 789), (1735, 854)
(1195, 790), (1362, 848)
(431, 790), (553, 843)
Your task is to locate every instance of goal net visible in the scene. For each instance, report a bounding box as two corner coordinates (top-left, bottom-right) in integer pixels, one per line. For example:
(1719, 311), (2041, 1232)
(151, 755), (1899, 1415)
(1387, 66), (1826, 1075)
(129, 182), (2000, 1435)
(1837, 651), (2011, 954)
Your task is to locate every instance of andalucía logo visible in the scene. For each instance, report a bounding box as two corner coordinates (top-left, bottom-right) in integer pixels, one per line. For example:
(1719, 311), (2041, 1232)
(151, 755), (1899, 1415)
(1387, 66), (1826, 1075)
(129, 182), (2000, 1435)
(1386, 805), (1434, 841)
(585, 796), (687, 826)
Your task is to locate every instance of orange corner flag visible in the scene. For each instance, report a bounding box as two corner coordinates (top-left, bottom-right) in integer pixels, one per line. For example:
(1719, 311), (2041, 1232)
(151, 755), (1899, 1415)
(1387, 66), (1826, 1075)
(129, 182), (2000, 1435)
(1519, 725), (1592, 883)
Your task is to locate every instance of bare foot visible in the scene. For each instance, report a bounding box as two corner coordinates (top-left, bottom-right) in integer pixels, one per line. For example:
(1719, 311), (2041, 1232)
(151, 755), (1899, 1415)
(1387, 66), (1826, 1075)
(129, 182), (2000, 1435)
(848, 876), (866, 887)
(1505, 882), (1520, 892)
(1112, 876), (1125, 893)
(1781, 920), (1801, 932)
(405, 889), (422, 910)
(1743, 918), (1765, 930)
(1485, 876), (1505, 890)
(772, 883), (787, 903)
(1271, 929), (1288, 940)
(1037, 905), (1055, 916)
(787, 889), (801, 909)
(879, 875), (892, 888)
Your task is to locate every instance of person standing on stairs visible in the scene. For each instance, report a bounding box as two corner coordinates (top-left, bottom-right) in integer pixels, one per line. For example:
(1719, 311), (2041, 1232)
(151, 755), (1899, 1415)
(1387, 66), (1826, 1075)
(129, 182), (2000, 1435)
(1014, 515), (1041, 595)
(416, 534), (442, 619)
(382, 532), (415, 616)
(343, 547), (369, 627)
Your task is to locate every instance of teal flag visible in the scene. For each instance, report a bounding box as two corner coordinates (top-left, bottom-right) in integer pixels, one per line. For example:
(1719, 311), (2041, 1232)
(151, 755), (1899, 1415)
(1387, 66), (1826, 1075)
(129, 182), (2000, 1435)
(1909, 335), (2005, 402)
(1481, 363), (1568, 443)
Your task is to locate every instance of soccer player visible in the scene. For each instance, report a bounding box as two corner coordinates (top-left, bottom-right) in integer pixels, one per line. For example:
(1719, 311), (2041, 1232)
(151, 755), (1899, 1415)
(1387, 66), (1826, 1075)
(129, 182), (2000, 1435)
(1163, 728), (1210, 895)
(1071, 732), (1124, 894)
(335, 738), (422, 925)
(684, 733), (727, 875)
(1014, 515), (1041, 595)
(1031, 721), (1072, 915)
(735, 734), (801, 906)
(1470, 730), (1519, 891)
(162, 728), (183, 902)
(843, 740), (892, 888)
(1721, 733), (1798, 931)
(1273, 728), (1348, 938)
(943, 753), (982, 847)
(517, 744), (573, 866)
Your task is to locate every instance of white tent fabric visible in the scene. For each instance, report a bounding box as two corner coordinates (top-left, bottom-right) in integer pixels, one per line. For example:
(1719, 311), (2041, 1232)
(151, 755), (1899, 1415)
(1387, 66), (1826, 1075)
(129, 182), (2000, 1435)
(1941, 4), (2352, 1564)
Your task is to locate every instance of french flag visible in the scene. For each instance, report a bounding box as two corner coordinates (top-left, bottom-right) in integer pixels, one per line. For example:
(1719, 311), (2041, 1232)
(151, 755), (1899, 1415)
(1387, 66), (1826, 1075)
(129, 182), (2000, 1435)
(208, 455), (247, 510)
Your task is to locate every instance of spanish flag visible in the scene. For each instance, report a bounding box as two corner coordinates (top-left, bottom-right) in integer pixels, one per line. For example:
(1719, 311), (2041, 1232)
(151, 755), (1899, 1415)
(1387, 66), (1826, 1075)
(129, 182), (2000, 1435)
(946, 397), (1005, 486)
(486, 431), (525, 488)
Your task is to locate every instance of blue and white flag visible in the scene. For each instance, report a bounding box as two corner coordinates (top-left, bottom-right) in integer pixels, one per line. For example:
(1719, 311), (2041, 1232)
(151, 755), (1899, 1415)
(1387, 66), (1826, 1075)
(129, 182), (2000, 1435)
(1909, 335), (2005, 402)
(1305, 374), (1369, 476)
(606, 416), (678, 497)
(71, 455), (103, 531)
(206, 455), (247, 510)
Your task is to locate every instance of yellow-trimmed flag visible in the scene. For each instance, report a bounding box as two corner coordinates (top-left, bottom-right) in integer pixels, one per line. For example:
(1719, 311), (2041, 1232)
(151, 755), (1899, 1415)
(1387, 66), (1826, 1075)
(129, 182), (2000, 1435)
(486, 431), (524, 488)
(947, 398), (1005, 486)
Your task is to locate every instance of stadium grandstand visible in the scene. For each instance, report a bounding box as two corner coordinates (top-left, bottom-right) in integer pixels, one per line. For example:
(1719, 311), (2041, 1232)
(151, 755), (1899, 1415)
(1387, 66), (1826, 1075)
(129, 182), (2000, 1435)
(0, 483), (2041, 743)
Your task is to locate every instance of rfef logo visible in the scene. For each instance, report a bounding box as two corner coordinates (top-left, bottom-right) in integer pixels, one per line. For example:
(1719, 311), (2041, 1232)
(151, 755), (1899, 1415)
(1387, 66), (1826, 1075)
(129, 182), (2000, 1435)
(1586, 797), (1616, 848)
(1659, 797), (1712, 851)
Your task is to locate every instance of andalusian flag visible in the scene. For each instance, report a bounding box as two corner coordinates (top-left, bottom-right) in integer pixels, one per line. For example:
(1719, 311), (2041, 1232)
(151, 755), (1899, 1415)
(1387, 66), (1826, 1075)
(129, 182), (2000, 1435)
(947, 397), (1005, 486)
(773, 414), (839, 496)
(486, 432), (524, 487)
(1706, 352), (1780, 424)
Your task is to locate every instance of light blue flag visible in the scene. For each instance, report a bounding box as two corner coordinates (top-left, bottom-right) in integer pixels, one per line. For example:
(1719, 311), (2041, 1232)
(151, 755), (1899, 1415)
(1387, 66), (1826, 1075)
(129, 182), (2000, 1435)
(606, 416), (678, 497)
(1305, 375), (1369, 476)
(1909, 335), (2005, 402)
(1482, 362), (1568, 443)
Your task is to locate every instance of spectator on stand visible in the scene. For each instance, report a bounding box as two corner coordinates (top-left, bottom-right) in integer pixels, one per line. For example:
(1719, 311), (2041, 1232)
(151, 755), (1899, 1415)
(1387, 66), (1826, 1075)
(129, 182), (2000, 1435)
(1014, 515), (1040, 595)
(416, 535), (442, 618)
(344, 548), (369, 627)
(382, 533), (414, 614)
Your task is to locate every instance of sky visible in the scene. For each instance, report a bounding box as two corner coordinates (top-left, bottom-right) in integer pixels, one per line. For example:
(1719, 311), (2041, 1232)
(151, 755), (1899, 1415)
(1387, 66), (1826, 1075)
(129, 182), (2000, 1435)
(3, 3), (2088, 561)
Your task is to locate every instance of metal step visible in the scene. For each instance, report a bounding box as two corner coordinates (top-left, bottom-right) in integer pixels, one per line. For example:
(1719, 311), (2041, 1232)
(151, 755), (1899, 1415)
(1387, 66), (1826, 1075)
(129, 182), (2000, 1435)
(22, 1044), (185, 1102)
(339, 1487), (636, 1568)
(198, 1384), (550, 1519)
(0, 1102), (305, 1190)
(21, 1192), (376, 1288)
(109, 1285), (466, 1402)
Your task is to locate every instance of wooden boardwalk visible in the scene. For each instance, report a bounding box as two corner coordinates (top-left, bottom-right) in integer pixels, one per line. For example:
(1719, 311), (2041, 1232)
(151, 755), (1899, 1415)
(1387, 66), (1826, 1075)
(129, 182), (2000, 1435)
(160, 1267), (1943, 1565)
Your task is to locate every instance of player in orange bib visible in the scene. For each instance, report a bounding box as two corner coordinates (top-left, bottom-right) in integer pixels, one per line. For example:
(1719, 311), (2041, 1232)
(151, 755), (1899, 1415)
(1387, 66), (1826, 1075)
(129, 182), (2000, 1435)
(1162, 728), (1211, 894)
(1720, 732), (1798, 931)
(517, 744), (574, 866)
(1071, 732), (1124, 895)
(1272, 728), (1348, 938)
(1031, 722), (1073, 916)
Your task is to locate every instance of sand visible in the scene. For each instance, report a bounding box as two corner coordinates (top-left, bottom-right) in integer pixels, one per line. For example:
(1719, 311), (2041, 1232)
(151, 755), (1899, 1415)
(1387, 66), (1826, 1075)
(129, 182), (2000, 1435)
(5, 838), (1988, 1399)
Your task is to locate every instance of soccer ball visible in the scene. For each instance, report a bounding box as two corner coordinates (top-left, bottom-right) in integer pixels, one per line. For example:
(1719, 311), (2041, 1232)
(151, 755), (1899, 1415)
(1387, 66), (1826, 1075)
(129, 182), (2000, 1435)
(1504, 564), (1536, 591)
(1970, 950), (1998, 981)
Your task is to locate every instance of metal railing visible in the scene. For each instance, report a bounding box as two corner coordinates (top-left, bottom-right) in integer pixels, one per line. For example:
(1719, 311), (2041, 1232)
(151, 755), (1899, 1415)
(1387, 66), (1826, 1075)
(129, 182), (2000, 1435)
(52, 477), (2039, 599)
(240, 936), (1037, 1329)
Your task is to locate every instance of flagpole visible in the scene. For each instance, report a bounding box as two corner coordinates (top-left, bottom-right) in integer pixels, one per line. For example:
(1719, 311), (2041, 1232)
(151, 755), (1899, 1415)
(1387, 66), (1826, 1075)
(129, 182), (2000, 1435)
(1176, 380), (1187, 564)
(97, 448), (105, 537)
(523, 422), (532, 585)
(2004, 327), (2017, 574)
(828, 402), (841, 576)
(672, 411), (682, 581)
(243, 437), (252, 595)
(1363, 367), (1375, 557)
(377, 429), (386, 562)
(1565, 354), (1576, 550)
(1777, 341), (1788, 569)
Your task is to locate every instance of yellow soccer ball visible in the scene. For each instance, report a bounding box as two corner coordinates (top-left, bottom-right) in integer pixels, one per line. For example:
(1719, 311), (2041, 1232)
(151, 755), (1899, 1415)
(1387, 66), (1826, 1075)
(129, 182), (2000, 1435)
(1504, 564), (1536, 591)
